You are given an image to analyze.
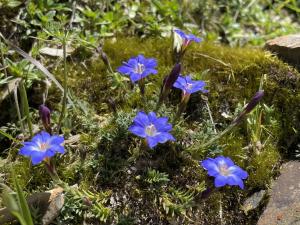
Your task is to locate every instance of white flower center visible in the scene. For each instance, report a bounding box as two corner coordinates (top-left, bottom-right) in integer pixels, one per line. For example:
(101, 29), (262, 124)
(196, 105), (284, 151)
(145, 124), (157, 137)
(185, 83), (193, 90)
(39, 142), (49, 152)
(135, 63), (145, 74)
(219, 164), (230, 176)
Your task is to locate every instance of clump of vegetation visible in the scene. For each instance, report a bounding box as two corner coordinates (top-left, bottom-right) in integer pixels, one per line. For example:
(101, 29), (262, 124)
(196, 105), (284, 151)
(0, 1), (300, 225)
(0, 0), (299, 47)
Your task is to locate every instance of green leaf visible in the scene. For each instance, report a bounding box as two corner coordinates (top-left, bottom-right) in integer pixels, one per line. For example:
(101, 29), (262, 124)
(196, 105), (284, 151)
(13, 171), (34, 225)
(0, 129), (18, 142)
(7, 1), (22, 8)
(1, 184), (19, 213)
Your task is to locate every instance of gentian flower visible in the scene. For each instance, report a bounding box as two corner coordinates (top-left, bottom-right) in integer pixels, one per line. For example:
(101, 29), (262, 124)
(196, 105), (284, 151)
(174, 29), (201, 48)
(19, 131), (64, 165)
(201, 156), (248, 189)
(117, 54), (158, 83)
(174, 75), (208, 96)
(173, 75), (208, 120)
(129, 111), (175, 148)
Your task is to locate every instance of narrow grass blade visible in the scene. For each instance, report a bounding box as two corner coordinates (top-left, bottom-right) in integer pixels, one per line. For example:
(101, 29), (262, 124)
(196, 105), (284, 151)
(0, 129), (18, 142)
(12, 172), (34, 225)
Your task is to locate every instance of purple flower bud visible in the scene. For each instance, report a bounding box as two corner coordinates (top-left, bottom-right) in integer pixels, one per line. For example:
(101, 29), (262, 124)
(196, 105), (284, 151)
(39, 105), (51, 133)
(101, 51), (110, 67)
(244, 90), (264, 114)
(96, 46), (112, 71)
(163, 63), (181, 91)
(232, 90), (264, 125)
(157, 63), (182, 109)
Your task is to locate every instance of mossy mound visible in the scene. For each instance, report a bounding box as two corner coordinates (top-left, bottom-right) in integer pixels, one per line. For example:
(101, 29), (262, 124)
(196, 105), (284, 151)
(1, 38), (300, 224)
(66, 37), (300, 156)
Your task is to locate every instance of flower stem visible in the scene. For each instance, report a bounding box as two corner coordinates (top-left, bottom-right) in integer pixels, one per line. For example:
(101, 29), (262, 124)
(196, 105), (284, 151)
(205, 101), (217, 134)
(219, 194), (224, 225)
(174, 94), (190, 122)
(57, 34), (68, 132)
(201, 91), (264, 149)
(200, 123), (235, 149)
(13, 87), (25, 134)
(19, 81), (33, 137)
(138, 78), (145, 96)
(44, 160), (65, 188)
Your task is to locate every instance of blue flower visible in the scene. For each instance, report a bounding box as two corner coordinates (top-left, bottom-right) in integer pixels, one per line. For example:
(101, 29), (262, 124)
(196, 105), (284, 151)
(117, 54), (158, 83)
(19, 131), (65, 165)
(174, 29), (201, 46)
(173, 75), (208, 95)
(129, 112), (175, 149)
(201, 156), (248, 189)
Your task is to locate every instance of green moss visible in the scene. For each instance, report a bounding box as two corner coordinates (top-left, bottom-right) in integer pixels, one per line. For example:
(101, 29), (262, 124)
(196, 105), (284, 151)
(61, 38), (300, 155)
(247, 145), (281, 188)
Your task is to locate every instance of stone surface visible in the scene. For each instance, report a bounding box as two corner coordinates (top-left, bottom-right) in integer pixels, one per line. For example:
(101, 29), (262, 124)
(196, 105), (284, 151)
(0, 187), (64, 225)
(41, 187), (65, 225)
(265, 34), (300, 69)
(258, 161), (300, 225)
(241, 190), (266, 215)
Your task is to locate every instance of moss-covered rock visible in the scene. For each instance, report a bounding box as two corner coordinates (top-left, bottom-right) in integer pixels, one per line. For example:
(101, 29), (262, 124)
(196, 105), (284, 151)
(64, 37), (300, 155)
(2, 38), (300, 224)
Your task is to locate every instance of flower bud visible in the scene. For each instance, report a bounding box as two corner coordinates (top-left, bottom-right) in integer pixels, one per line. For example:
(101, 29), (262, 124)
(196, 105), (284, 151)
(97, 46), (111, 70)
(243, 90), (264, 114)
(163, 63), (181, 91)
(232, 90), (264, 125)
(101, 51), (110, 67)
(39, 105), (51, 133)
(157, 63), (182, 109)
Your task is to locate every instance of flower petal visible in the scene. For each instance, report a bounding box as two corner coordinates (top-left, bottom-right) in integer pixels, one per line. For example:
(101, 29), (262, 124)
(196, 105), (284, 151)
(129, 72), (141, 83)
(153, 118), (172, 132)
(52, 145), (65, 154)
(214, 175), (227, 188)
(201, 158), (220, 176)
(156, 132), (175, 143)
(19, 143), (39, 155)
(147, 136), (158, 149)
(144, 58), (157, 68)
(31, 151), (46, 165)
(45, 149), (56, 157)
(227, 175), (245, 189)
(148, 112), (157, 123)
(229, 165), (248, 179)
(129, 125), (146, 138)
(117, 65), (133, 75)
(215, 156), (234, 167)
(49, 135), (64, 146)
(133, 111), (150, 127)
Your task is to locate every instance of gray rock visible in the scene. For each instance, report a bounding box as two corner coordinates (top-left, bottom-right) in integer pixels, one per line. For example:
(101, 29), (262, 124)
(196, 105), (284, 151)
(265, 34), (300, 69)
(258, 161), (300, 225)
(42, 187), (65, 225)
(0, 187), (64, 225)
(241, 190), (266, 215)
